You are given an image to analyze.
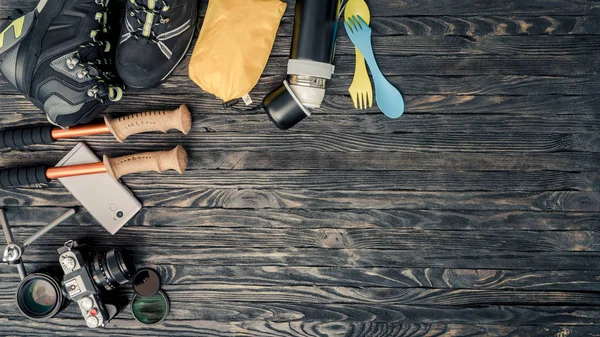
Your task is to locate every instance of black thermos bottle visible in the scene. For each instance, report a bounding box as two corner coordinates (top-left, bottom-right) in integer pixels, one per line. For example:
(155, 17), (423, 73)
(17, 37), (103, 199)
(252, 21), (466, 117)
(263, 0), (340, 130)
(291, 0), (339, 63)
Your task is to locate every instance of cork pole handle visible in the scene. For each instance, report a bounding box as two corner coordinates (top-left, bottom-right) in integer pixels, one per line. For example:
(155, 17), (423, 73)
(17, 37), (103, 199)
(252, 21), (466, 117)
(103, 145), (188, 179)
(104, 105), (192, 142)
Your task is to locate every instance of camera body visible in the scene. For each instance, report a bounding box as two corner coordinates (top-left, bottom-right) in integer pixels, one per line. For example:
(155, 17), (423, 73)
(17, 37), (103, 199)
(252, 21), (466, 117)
(57, 240), (126, 328)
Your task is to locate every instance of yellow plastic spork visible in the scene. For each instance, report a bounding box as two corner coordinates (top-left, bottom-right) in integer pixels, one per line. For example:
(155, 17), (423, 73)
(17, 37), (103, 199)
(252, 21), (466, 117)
(344, 0), (372, 109)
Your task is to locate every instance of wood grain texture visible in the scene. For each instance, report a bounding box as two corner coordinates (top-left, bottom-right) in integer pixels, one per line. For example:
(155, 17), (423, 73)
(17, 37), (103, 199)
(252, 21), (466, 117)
(1, 317), (600, 337)
(101, 170), (599, 192)
(1, 280), (600, 307)
(1, 0), (599, 335)
(3, 207), (599, 230)
(5, 247), (600, 270)
(151, 266), (600, 291)
(0, 319), (599, 337)
(2, 150), (600, 171)
(1, 265), (600, 292)
(1, 189), (598, 212)
(5, 226), (600, 252)
(2, 132), (598, 154)
(0, 299), (598, 323)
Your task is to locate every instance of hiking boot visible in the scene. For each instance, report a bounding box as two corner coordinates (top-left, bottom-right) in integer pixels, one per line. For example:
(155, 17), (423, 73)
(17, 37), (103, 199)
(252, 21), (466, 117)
(116, 0), (198, 89)
(0, 0), (123, 128)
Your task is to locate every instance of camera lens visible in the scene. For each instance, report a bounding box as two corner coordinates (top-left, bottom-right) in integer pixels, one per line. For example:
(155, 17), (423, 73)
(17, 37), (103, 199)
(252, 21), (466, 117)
(90, 248), (135, 291)
(16, 274), (63, 320)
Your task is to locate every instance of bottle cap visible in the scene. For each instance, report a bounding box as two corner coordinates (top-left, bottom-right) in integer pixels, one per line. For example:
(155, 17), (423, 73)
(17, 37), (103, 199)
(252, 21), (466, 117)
(263, 81), (311, 130)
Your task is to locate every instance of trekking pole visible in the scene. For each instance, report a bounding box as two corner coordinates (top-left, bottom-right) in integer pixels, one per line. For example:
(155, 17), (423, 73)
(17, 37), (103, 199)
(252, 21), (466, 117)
(0, 145), (188, 188)
(1, 105), (192, 150)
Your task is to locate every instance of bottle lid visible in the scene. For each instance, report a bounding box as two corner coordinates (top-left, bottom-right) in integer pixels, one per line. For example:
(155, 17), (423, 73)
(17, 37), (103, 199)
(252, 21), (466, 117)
(263, 81), (311, 130)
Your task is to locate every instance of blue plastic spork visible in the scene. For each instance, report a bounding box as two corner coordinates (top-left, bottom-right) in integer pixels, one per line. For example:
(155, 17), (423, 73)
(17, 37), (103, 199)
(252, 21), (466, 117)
(344, 15), (405, 118)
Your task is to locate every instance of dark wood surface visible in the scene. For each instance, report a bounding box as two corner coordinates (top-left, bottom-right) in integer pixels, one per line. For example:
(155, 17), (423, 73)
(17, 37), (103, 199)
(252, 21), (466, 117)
(1, 0), (599, 336)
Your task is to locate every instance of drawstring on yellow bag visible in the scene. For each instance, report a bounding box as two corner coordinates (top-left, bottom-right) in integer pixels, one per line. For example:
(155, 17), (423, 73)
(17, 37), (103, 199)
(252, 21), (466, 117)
(189, 0), (286, 104)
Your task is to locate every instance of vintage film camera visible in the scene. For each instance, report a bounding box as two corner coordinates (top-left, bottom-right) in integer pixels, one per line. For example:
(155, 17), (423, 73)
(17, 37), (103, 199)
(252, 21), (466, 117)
(15, 239), (134, 328)
(3, 209), (167, 328)
(57, 240), (134, 328)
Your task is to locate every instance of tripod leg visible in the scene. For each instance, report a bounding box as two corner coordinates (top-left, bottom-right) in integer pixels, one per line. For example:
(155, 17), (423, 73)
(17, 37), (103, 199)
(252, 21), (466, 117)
(15, 260), (26, 280)
(23, 209), (76, 248)
(2, 208), (75, 280)
(0, 209), (15, 244)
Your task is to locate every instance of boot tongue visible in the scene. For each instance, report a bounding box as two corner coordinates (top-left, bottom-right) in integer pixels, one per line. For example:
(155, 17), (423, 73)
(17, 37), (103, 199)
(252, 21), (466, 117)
(79, 43), (99, 60)
(138, 0), (167, 9)
(73, 45), (101, 77)
(132, 0), (168, 38)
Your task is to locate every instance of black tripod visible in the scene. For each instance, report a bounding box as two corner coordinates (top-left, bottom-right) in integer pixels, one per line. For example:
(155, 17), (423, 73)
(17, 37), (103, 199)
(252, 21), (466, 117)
(1, 208), (75, 279)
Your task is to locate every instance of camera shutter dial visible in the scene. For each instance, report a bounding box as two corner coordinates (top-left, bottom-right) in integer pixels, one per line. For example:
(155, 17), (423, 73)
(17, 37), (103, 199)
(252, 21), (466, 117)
(79, 297), (93, 310)
(61, 256), (76, 271)
(86, 315), (100, 328)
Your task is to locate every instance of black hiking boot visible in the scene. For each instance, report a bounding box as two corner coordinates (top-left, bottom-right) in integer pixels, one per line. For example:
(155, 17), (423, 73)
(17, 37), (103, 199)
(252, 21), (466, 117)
(116, 0), (197, 89)
(0, 0), (123, 127)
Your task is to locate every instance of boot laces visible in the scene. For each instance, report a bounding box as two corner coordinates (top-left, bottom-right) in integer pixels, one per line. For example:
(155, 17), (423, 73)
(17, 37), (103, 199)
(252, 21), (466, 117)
(128, 0), (170, 44)
(66, 0), (123, 103)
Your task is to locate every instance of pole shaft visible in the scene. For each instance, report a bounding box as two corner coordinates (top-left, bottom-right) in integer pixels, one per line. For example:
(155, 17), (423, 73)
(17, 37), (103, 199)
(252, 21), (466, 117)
(51, 124), (110, 140)
(45, 162), (106, 180)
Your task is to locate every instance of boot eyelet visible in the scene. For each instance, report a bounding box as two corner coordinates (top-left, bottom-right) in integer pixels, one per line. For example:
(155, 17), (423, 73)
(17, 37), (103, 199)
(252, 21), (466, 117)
(66, 57), (80, 70)
(87, 88), (99, 98)
(77, 69), (89, 79)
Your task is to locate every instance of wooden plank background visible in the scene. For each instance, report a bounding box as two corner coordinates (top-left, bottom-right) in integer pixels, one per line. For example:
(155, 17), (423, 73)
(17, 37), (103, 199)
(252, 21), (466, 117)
(0, 0), (599, 336)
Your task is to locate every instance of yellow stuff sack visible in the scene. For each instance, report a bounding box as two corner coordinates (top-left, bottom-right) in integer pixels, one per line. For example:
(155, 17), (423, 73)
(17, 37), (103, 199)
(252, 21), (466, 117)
(189, 0), (286, 102)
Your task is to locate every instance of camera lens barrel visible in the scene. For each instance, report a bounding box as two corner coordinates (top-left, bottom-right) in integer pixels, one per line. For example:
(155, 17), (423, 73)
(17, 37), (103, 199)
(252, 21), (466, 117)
(105, 249), (133, 285)
(91, 248), (135, 291)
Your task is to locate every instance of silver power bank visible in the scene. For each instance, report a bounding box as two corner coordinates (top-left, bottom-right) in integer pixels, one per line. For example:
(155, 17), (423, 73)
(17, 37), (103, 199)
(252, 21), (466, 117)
(56, 143), (142, 234)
